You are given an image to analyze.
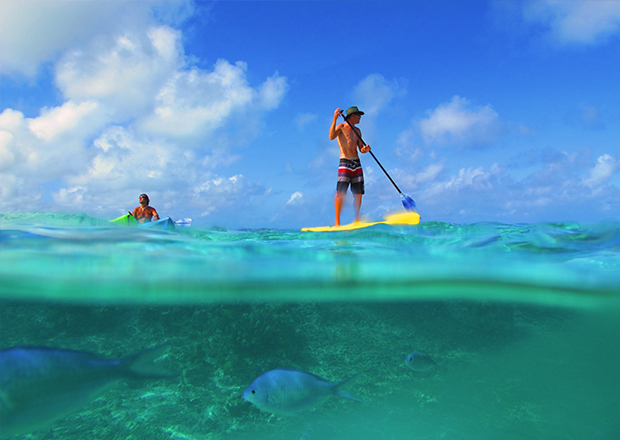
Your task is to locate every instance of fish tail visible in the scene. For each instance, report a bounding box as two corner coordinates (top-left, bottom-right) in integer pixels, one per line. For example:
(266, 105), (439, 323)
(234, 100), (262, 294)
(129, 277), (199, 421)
(334, 376), (361, 402)
(335, 388), (361, 402)
(122, 343), (177, 379)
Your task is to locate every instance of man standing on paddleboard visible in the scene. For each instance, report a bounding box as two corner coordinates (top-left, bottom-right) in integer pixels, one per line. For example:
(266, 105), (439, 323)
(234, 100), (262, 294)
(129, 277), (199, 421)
(329, 106), (371, 226)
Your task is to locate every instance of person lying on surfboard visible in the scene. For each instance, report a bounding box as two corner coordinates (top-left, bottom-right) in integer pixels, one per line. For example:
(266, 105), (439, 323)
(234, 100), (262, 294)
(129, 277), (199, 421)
(329, 106), (371, 226)
(132, 193), (160, 224)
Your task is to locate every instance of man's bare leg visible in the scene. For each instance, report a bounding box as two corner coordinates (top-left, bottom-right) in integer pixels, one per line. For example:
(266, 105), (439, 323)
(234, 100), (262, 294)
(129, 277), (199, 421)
(354, 194), (362, 223)
(334, 192), (345, 226)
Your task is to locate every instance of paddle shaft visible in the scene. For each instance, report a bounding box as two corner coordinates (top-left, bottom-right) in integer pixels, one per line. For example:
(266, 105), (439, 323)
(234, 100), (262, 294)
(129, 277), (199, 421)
(341, 114), (404, 195)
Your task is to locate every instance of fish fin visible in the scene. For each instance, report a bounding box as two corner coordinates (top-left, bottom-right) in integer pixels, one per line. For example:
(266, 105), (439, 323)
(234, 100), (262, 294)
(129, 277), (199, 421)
(123, 343), (177, 379)
(335, 389), (362, 402)
(334, 376), (362, 402)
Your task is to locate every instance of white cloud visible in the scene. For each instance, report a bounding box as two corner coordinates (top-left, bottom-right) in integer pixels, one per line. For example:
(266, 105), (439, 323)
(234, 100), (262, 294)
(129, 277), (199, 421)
(295, 113), (317, 130)
(420, 164), (501, 203)
(0, 12), (287, 220)
(190, 174), (270, 219)
(0, 110), (27, 174)
(582, 154), (620, 188)
(28, 101), (105, 141)
(370, 140), (618, 223)
(136, 60), (286, 145)
(418, 96), (502, 147)
(55, 26), (184, 120)
(352, 74), (406, 116)
(0, 130), (15, 171)
(415, 162), (445, 184)
(422, 149), (619, 221)
(47, 125), (265, 220)
(445, 167), (495, 191)
(53, 186), (88, 207)
(519, 0), (620, 45)
(68, 127), (175, 188)
(193, 174), (244, 201)
(287, 192), (304, 205)
(0, 106), (96, 178)
(259, 74), (288, 110)
(0, 107), (95, 209)
(0, 0), (192, 76)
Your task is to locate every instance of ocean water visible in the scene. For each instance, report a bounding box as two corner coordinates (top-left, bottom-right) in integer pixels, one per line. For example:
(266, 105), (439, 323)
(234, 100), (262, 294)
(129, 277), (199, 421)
(1, 212), (619, 440)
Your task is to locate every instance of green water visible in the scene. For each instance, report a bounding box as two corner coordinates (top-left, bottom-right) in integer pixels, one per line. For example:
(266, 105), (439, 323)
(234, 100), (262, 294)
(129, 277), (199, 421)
(1, 212), (619, 439)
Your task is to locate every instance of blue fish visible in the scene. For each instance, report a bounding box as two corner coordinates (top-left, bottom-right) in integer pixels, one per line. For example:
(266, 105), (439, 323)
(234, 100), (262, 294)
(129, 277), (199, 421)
(0, 343), (176, 438)
(404, 351), (437, 372)
(243, 368), (360, 416)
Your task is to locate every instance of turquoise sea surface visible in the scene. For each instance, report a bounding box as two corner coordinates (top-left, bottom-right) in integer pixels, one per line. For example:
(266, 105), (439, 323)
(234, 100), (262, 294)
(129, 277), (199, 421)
(1, 212), (619, 439)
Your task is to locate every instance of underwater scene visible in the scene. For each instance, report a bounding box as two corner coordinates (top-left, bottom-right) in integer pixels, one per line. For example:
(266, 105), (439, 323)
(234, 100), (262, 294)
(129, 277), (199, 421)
(1, 212), (619, 440)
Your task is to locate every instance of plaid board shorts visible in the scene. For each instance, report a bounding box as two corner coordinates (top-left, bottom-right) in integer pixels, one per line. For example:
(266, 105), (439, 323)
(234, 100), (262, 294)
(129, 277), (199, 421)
(336, 158), (365, 195)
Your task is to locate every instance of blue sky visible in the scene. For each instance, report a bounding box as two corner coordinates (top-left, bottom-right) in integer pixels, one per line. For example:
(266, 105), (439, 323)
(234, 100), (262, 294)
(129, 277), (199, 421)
(1, 0), (619, 228)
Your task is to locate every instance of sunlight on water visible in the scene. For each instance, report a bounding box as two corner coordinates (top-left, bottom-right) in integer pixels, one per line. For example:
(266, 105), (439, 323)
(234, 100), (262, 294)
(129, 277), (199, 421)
(1, 213), (619, 440)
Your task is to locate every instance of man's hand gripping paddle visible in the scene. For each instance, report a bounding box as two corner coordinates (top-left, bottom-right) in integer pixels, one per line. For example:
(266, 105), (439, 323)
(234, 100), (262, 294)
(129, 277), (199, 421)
(340, 111), (417, 212)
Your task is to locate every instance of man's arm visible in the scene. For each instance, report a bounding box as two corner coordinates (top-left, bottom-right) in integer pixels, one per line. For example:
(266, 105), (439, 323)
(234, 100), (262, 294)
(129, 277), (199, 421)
(329, 108), (343, 140)
(356, 128), (371, 153)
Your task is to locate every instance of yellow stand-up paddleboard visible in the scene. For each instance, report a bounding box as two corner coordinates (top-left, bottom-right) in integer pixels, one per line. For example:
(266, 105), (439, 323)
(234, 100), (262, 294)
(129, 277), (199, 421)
(301, 211), (420, 232)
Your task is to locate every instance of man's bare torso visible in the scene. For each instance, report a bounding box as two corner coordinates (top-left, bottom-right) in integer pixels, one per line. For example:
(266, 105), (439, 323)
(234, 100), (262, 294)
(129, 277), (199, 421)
(335, 123), (361, 159)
